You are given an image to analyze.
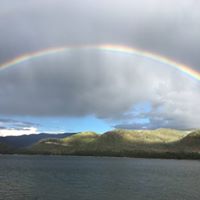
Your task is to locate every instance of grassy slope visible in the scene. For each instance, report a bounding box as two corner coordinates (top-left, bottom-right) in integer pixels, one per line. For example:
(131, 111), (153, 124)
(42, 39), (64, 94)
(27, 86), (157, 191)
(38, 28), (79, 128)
(176, 130), (200, 152)
(29, 129), (200, 159)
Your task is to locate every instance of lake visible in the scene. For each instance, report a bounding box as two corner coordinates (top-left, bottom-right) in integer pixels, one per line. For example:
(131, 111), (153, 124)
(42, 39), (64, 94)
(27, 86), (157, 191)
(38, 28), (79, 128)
(0, 155), (200, 200)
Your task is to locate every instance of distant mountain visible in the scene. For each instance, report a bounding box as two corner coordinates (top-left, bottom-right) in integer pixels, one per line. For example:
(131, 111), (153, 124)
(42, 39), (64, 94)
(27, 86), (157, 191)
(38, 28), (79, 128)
(0, 132), (76, 149)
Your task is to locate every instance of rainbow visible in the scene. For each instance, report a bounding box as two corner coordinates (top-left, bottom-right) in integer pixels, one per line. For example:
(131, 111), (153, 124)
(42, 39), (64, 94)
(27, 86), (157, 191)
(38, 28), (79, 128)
(0, 44), (200, 81)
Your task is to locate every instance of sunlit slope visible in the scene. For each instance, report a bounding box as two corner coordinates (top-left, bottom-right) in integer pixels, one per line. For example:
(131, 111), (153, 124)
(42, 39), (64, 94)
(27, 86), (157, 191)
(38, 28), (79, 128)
(30, 132), (99, 154)
(30, 129), (193, 157)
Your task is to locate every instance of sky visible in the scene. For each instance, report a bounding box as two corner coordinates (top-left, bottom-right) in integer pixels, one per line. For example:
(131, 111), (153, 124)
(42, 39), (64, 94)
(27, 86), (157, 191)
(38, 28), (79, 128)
(0, 0), (200, 136)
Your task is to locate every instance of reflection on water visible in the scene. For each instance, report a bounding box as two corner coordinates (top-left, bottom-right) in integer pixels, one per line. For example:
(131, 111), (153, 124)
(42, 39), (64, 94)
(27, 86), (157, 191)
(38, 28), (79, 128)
(0, 155), (200, 200)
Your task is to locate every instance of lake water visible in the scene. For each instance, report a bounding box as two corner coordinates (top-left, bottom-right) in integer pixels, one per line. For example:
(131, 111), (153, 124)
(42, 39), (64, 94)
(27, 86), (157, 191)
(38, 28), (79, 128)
(0, 155), (200, 200)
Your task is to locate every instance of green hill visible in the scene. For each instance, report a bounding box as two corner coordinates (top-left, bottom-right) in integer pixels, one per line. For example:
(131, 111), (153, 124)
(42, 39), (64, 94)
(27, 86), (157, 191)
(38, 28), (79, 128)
(28, 129), (199, 159)
(175, 130), (200, 152)
(29, 132), (99, 155)
(179, 130), (200, 146)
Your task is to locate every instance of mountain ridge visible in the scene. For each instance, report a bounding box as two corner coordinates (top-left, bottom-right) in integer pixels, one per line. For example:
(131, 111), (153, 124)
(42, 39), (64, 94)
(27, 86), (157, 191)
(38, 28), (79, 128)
(1, 129), (200, 160)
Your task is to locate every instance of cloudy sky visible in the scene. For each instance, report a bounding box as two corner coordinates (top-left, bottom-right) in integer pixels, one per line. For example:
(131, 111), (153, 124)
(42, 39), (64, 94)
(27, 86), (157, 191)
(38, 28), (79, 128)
(0, 0), (200, 135)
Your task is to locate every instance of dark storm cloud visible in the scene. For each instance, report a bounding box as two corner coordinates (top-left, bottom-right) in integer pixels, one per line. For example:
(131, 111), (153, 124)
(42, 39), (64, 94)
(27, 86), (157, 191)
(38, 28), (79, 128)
(0, 51), (151, 117)
(0, 50), (200, 130)
(0, 0), (200, 67)
(0, 0), (200, 129)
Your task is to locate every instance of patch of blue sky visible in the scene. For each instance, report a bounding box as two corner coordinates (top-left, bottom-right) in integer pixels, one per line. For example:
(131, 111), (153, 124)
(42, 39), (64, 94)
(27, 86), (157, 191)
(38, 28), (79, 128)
(0, 115), (112, 133)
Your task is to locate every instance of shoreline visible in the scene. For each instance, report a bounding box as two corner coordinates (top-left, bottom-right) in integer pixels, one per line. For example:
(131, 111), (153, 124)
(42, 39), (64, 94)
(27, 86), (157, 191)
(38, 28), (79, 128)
(1, 151), (200, 161)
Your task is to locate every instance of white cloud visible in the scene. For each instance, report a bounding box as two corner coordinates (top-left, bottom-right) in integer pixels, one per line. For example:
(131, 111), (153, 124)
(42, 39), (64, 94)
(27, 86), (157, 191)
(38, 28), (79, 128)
(0, 127), (38, 137)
